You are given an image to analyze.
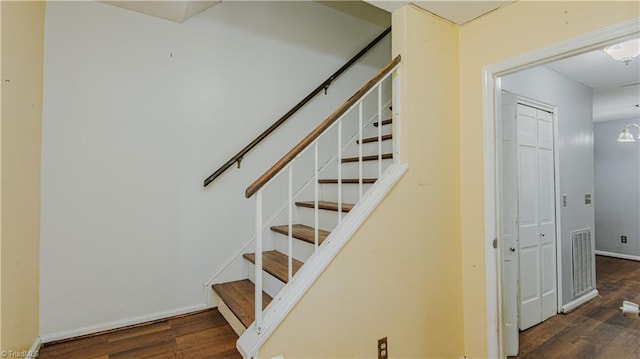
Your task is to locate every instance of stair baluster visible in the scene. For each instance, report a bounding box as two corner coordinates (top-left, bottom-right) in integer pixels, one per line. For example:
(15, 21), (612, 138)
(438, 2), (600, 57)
(212, 57), (401, 355)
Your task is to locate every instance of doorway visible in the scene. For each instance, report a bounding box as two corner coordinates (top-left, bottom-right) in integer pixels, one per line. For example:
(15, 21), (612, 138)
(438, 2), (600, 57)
(482, 19), (640, 359)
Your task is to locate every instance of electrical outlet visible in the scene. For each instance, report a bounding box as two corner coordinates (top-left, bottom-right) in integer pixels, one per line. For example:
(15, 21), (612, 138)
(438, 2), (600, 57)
(378, 337), (388, 359)
(622, 236), (628, 243)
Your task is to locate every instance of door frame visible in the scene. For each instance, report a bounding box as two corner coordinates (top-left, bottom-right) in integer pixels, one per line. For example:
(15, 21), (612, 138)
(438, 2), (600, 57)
(482, 18), (640, 358)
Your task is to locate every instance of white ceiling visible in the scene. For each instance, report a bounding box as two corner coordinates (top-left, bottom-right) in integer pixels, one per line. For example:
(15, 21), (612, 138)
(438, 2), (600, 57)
(546, 47), (640, 89)
(545, 42), (640, 123)
(101, 1), (219, 23)
(104, 0), (514, 26)
(365, 1), (515, 25)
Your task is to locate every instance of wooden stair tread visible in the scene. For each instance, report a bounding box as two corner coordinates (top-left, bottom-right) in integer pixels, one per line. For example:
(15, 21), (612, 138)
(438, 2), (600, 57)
(212, 279), (272, 328)
(318, 178), (377, 184)
(342, 153), (392, 163)
(357, 134), (392, 144)
(270, 224), (330, 245)
(373, 119), (392, 127)
(242, 251), (303, 284)
(296, 201), (354, 212)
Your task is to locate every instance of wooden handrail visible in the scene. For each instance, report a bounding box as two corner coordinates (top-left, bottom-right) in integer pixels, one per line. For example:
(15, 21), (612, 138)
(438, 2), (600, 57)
(245, 55), (401, 198)
(203, 27), (391, 187)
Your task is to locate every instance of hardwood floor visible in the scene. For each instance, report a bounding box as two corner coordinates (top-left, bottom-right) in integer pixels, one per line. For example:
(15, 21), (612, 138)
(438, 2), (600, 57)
(35, 256), (640, 359)
(38, 309), (241, 359)
(515, 255), (640, 359)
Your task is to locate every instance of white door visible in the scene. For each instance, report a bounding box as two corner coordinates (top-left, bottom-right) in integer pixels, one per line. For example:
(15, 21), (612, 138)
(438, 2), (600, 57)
(517, 103), (557, 331)
(500, 92), (519, 355)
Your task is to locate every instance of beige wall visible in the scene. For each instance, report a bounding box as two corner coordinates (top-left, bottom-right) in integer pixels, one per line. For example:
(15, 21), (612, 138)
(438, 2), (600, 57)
(260, 5), (464, 358)
(1, 0), (45, 352)
(459, 2), (639, 357)
(260, 2), (640, 358)
(0, 1), (3, 350)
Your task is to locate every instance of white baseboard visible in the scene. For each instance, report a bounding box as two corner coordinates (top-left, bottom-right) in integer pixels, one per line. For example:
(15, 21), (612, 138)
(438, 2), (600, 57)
(595, 250), (640, 261)
(561, 289), (599, 313)
(27, 336), (42, 359)
(40, 303), (210, 343)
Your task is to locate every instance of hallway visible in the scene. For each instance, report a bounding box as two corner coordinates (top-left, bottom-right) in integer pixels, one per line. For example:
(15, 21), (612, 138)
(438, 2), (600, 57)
(516, 255), (640, 358)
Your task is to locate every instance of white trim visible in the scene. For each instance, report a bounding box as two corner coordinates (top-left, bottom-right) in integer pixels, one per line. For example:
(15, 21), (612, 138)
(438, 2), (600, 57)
(237, 163), (408, 359)
(636, 119), (640, 260)
(205, 236), (256, 288)
(560, 289), (599, 313)
(216, 292), (246, 336)
(595, 250), (640, 262)
(26, 337), (42, 359)
(552, 106), (564, 311)
(482, 69), (500, 359)
(39, 303), (209, 343)
(484, 19), (640, 77)
(483, 18), (640, 358)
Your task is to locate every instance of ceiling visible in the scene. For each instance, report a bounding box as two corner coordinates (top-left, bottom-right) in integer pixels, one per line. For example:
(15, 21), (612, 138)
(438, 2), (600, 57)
(101, 1), (219, 23)
(545, 41), (640, 123)
(365, 1), (515, 25)
(104, 0), (515, 26)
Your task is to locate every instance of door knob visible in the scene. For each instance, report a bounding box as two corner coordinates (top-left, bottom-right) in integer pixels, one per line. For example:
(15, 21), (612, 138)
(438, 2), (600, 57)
(510, 247), (516, 252)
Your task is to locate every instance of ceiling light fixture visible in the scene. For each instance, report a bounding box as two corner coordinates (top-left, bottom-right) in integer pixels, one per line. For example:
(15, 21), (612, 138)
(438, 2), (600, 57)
(617, 123), (640, 143)
(604, 38), (640, 65)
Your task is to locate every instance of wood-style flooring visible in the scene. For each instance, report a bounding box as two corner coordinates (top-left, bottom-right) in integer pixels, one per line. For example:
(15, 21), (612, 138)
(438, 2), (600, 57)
(37, 308), (241, 359)
(515, 255), (640, 359)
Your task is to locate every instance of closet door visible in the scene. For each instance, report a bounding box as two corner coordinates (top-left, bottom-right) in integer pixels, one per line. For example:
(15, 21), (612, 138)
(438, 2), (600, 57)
(517, 104), (557, 331)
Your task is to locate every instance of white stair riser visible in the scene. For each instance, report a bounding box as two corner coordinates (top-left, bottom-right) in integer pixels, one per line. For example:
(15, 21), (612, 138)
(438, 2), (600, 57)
(295, 206), (343, 230)
(246, 261), (286, 299)
(272, 233), (316, 262)
(332, 159), (393, 178)
(320, 182), (375, 204)
(341, 140), (393, 158)
(214, 292), (246, 337)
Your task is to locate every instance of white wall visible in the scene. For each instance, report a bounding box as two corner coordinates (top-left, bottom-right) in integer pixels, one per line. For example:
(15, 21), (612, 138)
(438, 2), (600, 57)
(594, 118), (640, 258)
(501, 66), (594, 304)
(40, 1), (390, 339)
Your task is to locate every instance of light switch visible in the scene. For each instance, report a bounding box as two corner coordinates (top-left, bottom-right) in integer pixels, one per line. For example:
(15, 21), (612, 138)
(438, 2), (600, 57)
(585, 193), (592, 204)
(563, 194), (567, 207)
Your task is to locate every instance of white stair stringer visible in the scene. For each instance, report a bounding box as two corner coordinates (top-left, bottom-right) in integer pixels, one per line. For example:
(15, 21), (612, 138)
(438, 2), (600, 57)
(204, 99), (391, 294)
(236, 162), (408, 359)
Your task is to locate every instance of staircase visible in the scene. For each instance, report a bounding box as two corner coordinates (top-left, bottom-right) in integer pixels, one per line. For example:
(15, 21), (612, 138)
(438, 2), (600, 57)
(208, 56), (403, 358)
(212, 118), (394, 333)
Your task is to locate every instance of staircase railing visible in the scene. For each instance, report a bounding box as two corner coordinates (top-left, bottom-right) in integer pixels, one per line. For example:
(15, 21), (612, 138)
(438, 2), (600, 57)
(245, 55), (401, 333)
(203, 27), (391, 187)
